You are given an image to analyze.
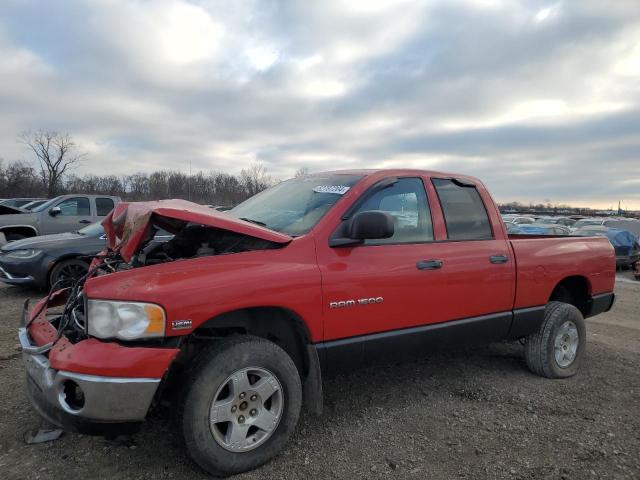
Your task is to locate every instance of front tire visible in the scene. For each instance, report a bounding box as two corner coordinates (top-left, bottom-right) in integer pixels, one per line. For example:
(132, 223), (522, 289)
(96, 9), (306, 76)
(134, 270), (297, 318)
(49, 258), (89, 288)
(180, 336), (302, 477)
(524, 301), (586, 378)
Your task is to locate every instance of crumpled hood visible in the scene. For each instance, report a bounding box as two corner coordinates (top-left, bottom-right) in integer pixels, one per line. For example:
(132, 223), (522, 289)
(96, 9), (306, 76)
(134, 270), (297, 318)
(102, 199), (292, 262)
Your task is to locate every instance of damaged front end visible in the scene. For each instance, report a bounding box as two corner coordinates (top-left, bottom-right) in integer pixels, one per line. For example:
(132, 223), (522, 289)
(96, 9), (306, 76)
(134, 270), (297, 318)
(97, 199), (292, 270)
(19, 289), (179, 436)
(19, 200), (292, 435)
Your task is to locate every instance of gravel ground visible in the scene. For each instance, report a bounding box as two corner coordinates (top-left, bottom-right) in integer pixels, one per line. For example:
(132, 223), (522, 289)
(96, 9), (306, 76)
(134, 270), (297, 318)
(1, 274), (638, 479)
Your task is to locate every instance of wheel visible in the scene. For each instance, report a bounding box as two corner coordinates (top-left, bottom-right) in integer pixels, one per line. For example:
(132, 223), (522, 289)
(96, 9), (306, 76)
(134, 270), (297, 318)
(5, 232), (25, 241)
(524, 301), (586, 378)
(180, 336), (302, 477)
(49, 258), (89, 288)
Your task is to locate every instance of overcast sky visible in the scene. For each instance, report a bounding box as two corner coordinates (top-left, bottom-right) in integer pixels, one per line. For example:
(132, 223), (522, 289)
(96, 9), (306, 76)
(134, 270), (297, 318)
(1, 0), (639, 208)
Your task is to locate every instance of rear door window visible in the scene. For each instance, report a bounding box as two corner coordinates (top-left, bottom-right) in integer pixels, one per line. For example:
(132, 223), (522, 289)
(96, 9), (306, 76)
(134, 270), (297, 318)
(96, 197), (115, 216)
(432, 178), (493, 240)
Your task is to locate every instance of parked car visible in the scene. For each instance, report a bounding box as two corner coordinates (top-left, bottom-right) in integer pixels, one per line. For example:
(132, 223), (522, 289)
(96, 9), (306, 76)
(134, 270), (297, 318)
(0, 194), (120, 244)
(0, 222), (172, 288)
(574, 226), (640, 267)
(209, 205), (233, 212)
(539, 217), (576, 227)
(20, 169), (615, 477)
(571, 218), (608, 230)
(504, 222), (523, 234)
(0, 222), (107, 288)
(602, 218), (640, 237)
(20, 199), (49, 211)
(502, 215), (535, 224)
(0, 204), (25, 215)
(0, 197), (45, 209)
(515, 223), (570, 236)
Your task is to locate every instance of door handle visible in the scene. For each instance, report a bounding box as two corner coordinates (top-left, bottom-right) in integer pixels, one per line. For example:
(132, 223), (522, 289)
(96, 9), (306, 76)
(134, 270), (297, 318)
(416, 259), (443, 270)
(490, 254), (508, 264)
(78, 220), (91, 224)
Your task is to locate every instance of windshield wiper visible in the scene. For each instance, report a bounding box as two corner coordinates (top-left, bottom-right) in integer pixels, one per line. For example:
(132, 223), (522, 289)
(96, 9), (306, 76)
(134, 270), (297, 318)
(239, 217), (267, 227)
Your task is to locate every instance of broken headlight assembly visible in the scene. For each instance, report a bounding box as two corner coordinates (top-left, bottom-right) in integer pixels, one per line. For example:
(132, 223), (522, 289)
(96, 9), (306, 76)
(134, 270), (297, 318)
(87, 300), (166, 340)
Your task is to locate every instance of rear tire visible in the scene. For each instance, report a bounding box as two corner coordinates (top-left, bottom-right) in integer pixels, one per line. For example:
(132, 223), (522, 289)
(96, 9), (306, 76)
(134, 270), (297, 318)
(524, 301), (586, 378)
(180, 336), (302, 477)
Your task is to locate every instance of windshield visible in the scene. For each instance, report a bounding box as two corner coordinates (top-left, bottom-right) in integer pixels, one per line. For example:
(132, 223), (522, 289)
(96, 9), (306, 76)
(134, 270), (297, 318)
(31, 197), (60, 213)
(78, 222), (105, 236)
(229, 174), (364, 235)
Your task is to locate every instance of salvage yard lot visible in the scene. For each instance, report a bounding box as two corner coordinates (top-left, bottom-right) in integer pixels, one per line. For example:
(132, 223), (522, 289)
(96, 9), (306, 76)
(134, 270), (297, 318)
(1, 277), (638, 480)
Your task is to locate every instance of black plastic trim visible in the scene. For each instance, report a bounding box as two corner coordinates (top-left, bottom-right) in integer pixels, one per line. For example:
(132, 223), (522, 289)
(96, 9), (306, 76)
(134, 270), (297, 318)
(586, 292), (615, 318)
(509, 306), (546, 338)
(315, 311), (513, 373)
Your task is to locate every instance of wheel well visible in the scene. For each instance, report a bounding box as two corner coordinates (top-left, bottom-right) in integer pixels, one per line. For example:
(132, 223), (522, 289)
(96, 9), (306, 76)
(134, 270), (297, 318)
(549, 276), (590, 316)
(1, 226), (37, 238)
(192, 307), (312, 379)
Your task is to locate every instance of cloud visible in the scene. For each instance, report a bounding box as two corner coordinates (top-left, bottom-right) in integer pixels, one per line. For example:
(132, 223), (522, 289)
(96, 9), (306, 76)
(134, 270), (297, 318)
(0, 0), (639, 207)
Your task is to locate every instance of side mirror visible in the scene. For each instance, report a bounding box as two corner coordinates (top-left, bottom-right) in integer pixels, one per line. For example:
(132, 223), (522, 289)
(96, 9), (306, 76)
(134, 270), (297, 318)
(349, 211), (394, 240)
(329, 210), (394, 247)
(49, 206), (61, 217)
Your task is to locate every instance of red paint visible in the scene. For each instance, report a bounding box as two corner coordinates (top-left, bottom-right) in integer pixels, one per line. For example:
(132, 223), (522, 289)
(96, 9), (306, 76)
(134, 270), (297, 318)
(31, 169), (615, 376)
(27, 318), (178, 378)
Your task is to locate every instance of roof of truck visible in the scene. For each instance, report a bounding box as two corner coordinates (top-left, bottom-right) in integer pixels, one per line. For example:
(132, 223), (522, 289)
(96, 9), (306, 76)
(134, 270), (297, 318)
(314, 168), (483, 183)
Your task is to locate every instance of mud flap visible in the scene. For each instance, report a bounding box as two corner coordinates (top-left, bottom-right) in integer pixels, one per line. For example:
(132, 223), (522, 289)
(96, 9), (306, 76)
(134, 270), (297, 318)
(303, 344), (323, 416)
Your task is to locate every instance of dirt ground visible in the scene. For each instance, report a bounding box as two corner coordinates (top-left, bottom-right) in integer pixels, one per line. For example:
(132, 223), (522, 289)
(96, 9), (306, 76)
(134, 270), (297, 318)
(1, 274), (638, 479)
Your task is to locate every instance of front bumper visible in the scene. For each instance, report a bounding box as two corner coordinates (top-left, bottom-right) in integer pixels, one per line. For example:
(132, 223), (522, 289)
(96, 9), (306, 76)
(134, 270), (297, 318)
(0, 253), (51, 287)
(0, 264), (35, 285)
(19, 295), (180, 436)
(20, 327), (160, 434)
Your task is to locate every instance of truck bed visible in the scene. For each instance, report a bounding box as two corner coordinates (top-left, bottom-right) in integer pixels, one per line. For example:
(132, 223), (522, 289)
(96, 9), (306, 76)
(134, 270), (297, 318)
(508, 235), (615, 310)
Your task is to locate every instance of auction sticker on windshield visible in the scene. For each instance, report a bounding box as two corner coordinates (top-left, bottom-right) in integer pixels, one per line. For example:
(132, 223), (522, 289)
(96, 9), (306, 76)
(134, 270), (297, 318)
(313, 185), (350, 194)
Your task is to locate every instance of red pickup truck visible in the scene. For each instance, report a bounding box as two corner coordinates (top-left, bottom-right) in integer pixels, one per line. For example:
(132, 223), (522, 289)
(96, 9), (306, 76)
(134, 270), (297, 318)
(19, 169), (615, 476)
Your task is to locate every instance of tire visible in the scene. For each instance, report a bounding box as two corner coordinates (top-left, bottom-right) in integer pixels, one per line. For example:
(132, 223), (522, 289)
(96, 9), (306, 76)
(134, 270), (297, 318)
(49, 258), (89, 288)
(524, 301), (586, 378)
(180, 335), (302, 477)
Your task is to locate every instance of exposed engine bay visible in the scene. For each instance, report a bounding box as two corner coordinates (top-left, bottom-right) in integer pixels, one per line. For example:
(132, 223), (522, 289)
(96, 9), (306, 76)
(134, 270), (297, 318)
(132, 221), (281, 267)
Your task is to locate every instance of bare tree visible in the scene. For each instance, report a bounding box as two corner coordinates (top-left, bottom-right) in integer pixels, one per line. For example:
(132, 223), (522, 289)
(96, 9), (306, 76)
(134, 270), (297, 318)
(19, 130), (85, 197)
(240, 162), (272, 197)
(294, 167), (309, 177)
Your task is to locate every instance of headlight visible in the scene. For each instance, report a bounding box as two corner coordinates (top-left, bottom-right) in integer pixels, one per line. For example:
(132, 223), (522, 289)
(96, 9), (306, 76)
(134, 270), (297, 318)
(4, 249), (41, 259)
(87, 299), (165, 340)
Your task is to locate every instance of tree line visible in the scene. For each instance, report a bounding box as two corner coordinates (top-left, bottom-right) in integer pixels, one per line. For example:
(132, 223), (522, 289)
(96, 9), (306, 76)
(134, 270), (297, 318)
(1, 131), (274, 206)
